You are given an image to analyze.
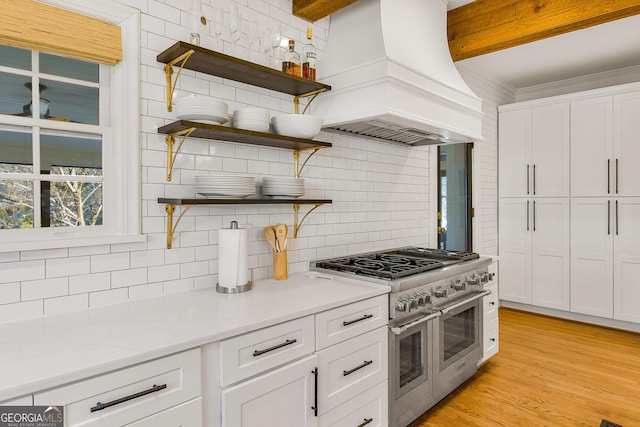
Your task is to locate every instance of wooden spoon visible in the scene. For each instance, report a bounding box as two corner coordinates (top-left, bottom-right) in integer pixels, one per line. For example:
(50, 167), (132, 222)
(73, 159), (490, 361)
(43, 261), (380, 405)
(275, 223), (288, 252)
(263, 226), (278, 252)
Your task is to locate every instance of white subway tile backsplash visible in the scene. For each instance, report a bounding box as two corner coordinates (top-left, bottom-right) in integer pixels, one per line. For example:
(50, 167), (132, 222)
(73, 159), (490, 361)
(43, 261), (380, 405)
(129, 282), (163, 301)
(20, 248), (69, 261)
(21, 277), (68, 302)
(112, 268), (148, 288)
(91, 252), (130, 273)
(46, 256), (90, 279)
(89, 288), (129, 308)
(44, 294), (89, 316)
(1, 261), (45, 284)
(148, 264), (181, 283)
(0, 283), (20, 305)
(69, 272), (111, 295)
(0, 300), (43, 324)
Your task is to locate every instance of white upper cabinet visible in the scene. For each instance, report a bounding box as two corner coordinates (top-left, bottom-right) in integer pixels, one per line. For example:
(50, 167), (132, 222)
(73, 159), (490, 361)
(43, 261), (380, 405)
(614, 91), (640, 197)
(499, 102), (570, 198)
(531, 103), (570, 197)
(571, 96), (614, 197)
(499, 109), (531, 198)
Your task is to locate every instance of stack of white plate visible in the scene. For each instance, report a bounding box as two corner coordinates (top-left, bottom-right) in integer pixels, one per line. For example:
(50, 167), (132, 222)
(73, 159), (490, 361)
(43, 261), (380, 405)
(262, 177), (304, 199)
(232, 107), (270, 132)
(196, 174), (255, 198)
(175, 96), (229, 125)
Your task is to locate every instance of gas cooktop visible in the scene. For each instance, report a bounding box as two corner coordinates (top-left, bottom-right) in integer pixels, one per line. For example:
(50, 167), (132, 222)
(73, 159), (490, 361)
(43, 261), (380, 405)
(312, 247), (480, 280)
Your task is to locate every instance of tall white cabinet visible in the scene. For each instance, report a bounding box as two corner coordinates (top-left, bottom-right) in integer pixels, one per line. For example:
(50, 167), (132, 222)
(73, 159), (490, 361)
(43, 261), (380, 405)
(500, 83), (640, 326)
(498, 102), (570, 310)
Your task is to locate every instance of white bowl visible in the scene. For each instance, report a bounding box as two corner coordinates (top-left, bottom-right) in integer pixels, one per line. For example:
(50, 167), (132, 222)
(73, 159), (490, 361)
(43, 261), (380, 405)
(271, 114), (323, 139)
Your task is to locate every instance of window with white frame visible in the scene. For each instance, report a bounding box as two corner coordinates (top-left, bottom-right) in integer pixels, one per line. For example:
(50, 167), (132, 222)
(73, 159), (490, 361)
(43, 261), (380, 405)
(0, 1), (141, 252)
(0, 46), (107, 230)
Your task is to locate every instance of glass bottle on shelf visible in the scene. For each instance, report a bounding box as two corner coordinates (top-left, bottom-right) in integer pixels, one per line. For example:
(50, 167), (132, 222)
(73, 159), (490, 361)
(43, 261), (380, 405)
(302, 27), (317, 80)
(282, 39), (301, 77)
(186, 0), (206, 46)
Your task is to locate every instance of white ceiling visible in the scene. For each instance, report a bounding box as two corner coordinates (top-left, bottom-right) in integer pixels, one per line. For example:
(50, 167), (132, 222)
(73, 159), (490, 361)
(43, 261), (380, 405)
(447, 1), (640, 89)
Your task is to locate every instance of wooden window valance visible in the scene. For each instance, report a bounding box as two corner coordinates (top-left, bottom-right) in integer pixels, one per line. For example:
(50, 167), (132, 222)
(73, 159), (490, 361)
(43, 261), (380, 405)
(0, 0), (122, 65)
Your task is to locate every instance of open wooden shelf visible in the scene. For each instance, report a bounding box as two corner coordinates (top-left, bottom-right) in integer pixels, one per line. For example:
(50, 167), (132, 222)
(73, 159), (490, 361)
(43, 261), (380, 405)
(158, 121), (332, 151)
(158, 198), (332, 205)
(157, 41), (331, 96)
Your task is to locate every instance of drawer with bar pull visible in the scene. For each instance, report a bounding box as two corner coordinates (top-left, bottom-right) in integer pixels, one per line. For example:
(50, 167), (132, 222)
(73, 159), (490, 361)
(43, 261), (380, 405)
(315, 294), (388, 351)
(219, 315), (315, 386)
(33, 349), (201, 426)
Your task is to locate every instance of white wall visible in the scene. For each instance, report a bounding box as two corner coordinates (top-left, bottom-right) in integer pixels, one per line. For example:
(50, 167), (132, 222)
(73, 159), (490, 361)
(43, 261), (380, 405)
(0, 0), (444, 323)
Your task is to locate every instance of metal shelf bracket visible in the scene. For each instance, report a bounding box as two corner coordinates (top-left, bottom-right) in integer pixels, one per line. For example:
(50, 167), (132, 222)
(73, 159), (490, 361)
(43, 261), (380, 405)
(293, 148), (323, 178)
(165, 127), (196, 181)
(164, 49), (195, 112)
(293, 88), (327, 114)
(165, 204), (193, 249)
(293, 203), (323, 238)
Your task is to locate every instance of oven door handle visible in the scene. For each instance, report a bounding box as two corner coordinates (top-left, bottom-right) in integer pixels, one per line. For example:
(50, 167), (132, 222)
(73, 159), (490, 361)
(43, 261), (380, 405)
(440, 290), (491, 315)
(389, 311), (441, 335)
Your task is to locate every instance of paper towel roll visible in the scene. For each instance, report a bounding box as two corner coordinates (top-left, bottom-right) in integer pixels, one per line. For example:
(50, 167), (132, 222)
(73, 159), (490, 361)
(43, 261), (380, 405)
(218, 227), (248, 289)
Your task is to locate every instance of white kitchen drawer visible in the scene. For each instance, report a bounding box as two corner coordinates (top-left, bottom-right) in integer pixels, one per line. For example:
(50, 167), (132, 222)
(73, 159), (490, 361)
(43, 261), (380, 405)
(319, 380), (388, 427)
(219, 315), (315, 386)
(34, 349), (201, 427)
(316, 326), (388, 415)
(123, 397), (202, 426)
(483, 317), (499, 360)
(0, 395), (32, 405)
(315, 295), (388, 351)
(483, 283), (499, 320)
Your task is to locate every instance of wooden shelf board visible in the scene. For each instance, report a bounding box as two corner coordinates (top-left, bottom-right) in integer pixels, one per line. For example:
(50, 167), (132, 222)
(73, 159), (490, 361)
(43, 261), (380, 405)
(158, 198), (332, 205)
(157, 41), (331, 96)
(158, 120), (331, 150)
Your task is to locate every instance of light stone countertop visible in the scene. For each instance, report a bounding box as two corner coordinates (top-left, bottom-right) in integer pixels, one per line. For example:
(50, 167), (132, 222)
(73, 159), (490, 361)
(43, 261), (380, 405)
(0, 272), (389, 402)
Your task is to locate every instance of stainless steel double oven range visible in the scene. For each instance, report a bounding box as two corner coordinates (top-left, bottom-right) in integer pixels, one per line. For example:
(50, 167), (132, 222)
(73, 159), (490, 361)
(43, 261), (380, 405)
(311, 247), (492, 427)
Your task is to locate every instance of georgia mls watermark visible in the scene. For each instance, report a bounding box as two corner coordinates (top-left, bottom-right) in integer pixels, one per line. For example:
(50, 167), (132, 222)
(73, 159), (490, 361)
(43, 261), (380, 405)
(0, 406), (63, 427)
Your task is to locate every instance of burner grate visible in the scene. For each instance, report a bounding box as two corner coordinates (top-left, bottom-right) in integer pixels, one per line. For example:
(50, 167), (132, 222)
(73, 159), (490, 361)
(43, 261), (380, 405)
(314, 253), (444, 280)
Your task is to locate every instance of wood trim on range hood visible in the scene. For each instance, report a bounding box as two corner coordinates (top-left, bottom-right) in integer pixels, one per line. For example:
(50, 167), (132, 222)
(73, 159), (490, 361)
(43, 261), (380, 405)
(293, 0), (640, 62)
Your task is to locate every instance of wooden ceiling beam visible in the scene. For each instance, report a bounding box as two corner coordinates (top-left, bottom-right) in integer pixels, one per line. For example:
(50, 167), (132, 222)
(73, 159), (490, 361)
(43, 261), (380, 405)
(292, 0), (358, 22)
(448, 0), (640, 61)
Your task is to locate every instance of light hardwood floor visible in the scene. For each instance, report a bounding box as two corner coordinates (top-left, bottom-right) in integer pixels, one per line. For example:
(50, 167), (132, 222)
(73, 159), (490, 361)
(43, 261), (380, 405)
(409, 308), (640, 427)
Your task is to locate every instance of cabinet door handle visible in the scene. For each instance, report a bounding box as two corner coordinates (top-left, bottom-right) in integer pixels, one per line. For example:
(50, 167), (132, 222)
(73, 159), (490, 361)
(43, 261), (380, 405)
(526, 164), (530, 195)
(526, 200), (530, 231)
(616, 158), (619, 194)
(343, 360), (373, 376)
(533, 164), (536, 195)
(311, 368), (318, 416)
(343, 314), (373, 326)
(357, 418), (374, 427)
(616, 200), (619, 236)
(607, 200), (611, 235)
(607, 159), (611, 194)
(490, 338), (496, 342)
(252, 339), (297, 357)
(533, 200), (536, 232)
(90, 384), (167, 413)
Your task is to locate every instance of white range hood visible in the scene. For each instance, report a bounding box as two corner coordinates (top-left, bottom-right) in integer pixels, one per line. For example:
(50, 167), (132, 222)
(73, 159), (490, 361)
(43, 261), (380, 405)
(313, 0), (483, 145)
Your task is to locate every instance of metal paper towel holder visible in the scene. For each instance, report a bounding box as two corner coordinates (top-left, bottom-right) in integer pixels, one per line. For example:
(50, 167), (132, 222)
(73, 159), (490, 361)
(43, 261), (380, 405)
(216, 221), (253, 294)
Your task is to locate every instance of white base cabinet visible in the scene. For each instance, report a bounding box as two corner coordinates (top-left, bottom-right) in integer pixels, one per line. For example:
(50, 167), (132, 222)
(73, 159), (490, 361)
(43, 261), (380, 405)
(217, 295), (389, 427)
(221, 355), (318, 427)
(498, 198), (570, 310)
(124, 398), (202, 427)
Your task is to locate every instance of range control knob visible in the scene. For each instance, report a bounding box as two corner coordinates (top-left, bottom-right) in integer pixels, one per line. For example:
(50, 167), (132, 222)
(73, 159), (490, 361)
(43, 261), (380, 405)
(417, 293), (427, 306)
(433, 287), (447, 298)
(452, 280), (465, 291)
(466, 274), (480, 287)
(396, 300), (407, 312)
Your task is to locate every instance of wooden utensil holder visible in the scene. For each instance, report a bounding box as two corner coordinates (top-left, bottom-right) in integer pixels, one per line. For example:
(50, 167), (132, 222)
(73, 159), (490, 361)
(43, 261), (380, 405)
(273, 250), (288, 280)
